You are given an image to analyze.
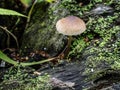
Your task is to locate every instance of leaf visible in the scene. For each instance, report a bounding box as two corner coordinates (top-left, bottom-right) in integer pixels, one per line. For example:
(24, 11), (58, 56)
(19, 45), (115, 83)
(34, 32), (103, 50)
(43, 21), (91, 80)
(0, 50), (56, 67)
(0, 51), (18, 66)
(0, 8), (27, 17)
(20, 0), (32, 7)
(46, 0), (55, 3)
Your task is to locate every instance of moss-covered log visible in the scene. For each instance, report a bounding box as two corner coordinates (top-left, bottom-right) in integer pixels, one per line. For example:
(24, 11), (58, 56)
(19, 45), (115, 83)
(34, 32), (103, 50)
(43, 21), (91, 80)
(19, 0), (120, 89)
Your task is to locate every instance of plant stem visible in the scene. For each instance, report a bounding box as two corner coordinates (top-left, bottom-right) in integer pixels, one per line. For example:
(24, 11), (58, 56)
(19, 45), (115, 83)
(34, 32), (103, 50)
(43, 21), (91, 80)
(26, 0), (37, 28)
(20, 57), (56, 67)
(0, 26), (19, 48)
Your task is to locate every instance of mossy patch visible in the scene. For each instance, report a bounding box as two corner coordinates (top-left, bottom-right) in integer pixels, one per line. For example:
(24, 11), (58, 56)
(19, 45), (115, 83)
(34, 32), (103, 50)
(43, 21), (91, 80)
(0, 66), (52, 90)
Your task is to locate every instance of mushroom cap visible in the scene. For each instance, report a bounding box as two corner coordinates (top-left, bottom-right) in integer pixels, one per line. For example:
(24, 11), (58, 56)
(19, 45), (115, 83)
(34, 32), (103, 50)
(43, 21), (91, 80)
(56, 16), (86, 36)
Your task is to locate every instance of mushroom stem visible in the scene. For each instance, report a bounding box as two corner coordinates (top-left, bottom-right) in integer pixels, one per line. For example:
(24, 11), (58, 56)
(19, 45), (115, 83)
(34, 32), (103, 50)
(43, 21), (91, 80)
(64, 36), (72, 57)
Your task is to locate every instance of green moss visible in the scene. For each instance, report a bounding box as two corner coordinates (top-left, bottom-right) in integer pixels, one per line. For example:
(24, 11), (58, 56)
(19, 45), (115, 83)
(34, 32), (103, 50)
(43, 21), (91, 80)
(68, 37), (88, 58)
(0, 66), (52, 90)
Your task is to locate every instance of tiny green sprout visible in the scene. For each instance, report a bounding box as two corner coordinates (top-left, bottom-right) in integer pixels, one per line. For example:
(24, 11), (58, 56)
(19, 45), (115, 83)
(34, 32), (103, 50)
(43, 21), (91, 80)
(46, 0), (55, 3)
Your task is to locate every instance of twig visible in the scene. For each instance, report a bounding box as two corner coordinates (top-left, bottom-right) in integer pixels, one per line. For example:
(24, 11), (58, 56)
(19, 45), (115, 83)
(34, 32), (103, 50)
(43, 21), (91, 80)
(0, 26), (19, 48)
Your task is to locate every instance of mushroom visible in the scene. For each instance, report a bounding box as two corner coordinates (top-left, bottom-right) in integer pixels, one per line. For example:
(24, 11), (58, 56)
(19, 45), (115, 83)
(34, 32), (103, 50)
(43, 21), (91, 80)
(56, 15), (86, 57)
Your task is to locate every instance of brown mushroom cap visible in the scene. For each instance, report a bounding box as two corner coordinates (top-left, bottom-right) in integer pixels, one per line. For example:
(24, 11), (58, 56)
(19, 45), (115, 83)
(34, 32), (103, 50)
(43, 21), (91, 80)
(56, 16), (86, 36)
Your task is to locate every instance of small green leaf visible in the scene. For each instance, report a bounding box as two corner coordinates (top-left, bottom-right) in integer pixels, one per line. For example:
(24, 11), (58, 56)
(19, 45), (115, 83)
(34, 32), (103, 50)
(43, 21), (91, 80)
(20, 0), (32, 7)
(0, 51), (18, 66)
(46, 0), (55, 3)
(0, 50), (56, 67)
(0, 8), (27, 17)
